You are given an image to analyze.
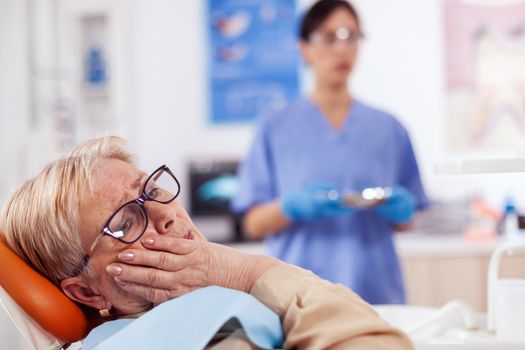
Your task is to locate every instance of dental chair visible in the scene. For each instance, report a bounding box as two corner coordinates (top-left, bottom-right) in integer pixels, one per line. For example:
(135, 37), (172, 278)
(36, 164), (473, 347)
(0, 239), (101, 350)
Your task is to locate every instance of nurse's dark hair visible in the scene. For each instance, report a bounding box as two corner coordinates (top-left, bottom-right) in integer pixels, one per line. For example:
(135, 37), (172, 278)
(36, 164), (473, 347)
(299, 0), (360, 41)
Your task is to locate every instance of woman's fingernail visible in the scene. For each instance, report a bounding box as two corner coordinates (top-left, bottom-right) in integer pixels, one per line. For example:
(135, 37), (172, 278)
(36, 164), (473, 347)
(114, 277), (127, 286)
(143, 238), (154, 246)
(106, 264), (122, 276)
(119, 252), (134, 261)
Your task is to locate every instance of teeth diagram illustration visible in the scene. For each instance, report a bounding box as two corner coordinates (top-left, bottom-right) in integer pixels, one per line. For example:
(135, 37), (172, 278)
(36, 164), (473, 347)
(469, 26), (525, 144)
(444, 0), (525, 151)
(214, 11), (251, 39)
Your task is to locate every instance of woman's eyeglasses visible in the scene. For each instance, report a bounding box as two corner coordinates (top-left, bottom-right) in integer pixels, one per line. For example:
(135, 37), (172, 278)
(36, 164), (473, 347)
(87, 164), (181, 257)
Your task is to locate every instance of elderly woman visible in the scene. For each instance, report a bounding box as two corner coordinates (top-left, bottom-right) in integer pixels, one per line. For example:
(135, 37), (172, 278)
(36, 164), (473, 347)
(1, 136), (412, 349)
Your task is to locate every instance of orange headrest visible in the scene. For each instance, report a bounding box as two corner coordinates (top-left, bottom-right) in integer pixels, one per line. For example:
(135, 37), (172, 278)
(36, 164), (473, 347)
(0, 238), (99, 343)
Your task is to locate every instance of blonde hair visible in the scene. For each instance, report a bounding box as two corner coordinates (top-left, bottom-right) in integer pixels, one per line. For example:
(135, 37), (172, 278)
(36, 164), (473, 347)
(0, 136), (135, 285)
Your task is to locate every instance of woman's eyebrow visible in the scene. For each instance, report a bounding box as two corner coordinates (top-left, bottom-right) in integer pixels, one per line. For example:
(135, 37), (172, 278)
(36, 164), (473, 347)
(112, 172), (148, 210)
(96, 171), (150, 235)
(135, 172), (148, 189)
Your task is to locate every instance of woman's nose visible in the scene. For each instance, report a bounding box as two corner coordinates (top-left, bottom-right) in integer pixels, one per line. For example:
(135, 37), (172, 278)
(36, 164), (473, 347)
(145, 201), (175, 234)
(333, 40), (353, 53)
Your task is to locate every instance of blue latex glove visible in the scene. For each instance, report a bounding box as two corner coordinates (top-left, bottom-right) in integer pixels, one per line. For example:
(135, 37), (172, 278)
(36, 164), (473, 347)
(375, 186), (416, 224)
(282, 183), (354, 222)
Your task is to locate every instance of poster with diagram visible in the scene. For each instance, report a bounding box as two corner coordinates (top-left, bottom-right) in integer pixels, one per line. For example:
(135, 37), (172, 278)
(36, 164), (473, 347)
(444, 0), (525, 152)
(208, 0), (299, 124)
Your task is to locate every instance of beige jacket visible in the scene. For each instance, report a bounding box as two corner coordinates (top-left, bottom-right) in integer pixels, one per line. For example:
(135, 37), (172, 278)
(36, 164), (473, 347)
(206, 263), (413, 350)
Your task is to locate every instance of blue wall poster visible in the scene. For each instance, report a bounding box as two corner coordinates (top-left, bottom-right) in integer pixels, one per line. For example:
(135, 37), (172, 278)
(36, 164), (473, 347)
(208, 0), (299, 124)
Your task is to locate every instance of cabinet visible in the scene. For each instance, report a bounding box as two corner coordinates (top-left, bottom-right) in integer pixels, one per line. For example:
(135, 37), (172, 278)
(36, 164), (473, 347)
(400, 237), (525, 312)
(430, 152), (525, 311)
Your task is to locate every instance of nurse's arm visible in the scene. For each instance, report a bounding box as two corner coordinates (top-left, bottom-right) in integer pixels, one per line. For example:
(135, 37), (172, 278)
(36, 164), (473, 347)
(243, 200), (291, 239)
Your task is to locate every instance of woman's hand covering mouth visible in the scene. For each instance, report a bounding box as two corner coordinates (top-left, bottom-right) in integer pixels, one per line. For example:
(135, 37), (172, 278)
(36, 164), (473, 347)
(106, 221), (277, 305)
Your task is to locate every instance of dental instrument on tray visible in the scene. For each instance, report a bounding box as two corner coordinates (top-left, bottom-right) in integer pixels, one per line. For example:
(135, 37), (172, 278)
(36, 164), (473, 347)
(342, 187), (392, 209)
(316, 187), (392, 209)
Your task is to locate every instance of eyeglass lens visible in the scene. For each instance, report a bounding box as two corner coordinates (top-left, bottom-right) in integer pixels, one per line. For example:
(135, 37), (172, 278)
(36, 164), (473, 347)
(107, 167), (179, 243)
(108, 202), (146, 243)
(310, 27), (362, 46)
(145, 169), (180, 203)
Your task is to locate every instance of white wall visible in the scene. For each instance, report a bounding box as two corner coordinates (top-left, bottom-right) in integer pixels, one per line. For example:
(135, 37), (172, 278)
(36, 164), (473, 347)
(0, 0), (30, 206)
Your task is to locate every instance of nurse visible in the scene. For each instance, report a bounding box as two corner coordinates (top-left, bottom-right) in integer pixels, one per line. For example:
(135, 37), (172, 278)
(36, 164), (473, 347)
(233, 0), (428, 304)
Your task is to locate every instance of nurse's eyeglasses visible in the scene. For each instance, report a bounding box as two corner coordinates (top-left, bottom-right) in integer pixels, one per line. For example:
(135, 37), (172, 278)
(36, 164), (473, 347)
(309, 27), (364, 48)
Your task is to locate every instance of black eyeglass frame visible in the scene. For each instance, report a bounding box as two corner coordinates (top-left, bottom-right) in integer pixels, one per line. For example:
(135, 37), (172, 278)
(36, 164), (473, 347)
(86, 164), (181, 256)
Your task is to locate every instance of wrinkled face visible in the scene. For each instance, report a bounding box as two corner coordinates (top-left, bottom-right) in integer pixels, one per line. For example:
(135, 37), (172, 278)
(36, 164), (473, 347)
(78, 158), (206, 315)
(300, 8), (360, 86)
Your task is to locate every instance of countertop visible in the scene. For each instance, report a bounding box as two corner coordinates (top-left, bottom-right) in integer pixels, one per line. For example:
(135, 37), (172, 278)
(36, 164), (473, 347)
(227, 233), (516, 258)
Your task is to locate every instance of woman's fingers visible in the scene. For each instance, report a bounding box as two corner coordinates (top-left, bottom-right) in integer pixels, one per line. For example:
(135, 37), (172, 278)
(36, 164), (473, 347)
(109, 238), (211, 292)
(111, 268), (208, 303)
(115, 236), (200, 269)
(117, 249), (186, 270)
(108, 236), (221, 301)
(107, 263), (180, 289)
(141, 235), (199, 255)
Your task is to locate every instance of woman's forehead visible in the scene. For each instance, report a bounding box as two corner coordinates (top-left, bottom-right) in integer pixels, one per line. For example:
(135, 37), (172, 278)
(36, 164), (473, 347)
(319, 8), (358, 31)
(91, 159), (142, 197)
(95, 158), (139, 179)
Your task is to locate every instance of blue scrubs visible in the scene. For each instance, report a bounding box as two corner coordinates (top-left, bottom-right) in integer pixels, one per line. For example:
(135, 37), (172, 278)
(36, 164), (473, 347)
(233, 97), (428, 304)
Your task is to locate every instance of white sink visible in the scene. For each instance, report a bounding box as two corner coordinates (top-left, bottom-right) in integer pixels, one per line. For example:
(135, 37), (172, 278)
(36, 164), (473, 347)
(374, 304), (525, 350)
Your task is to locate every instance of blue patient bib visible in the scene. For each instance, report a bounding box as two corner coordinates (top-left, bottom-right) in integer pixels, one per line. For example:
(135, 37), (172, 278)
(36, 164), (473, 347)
(83, 286), (284, 350)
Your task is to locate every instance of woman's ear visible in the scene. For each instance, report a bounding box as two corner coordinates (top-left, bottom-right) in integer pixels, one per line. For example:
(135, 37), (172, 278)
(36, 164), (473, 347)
(60, 275), (110, 310)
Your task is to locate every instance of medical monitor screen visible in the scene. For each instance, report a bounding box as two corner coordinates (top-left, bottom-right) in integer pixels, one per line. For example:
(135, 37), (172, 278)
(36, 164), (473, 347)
(189, 160), (239, 217)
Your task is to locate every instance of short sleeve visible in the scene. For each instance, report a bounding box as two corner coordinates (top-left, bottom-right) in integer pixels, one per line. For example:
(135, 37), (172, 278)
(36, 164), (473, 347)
(397, 127), (429, 210)
(232, 119), (276, 214)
